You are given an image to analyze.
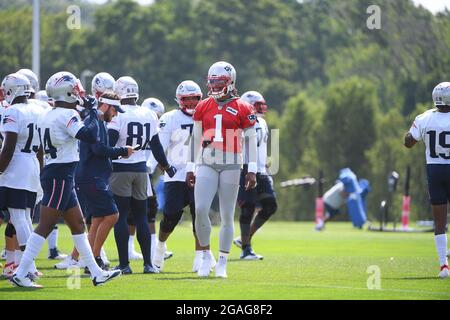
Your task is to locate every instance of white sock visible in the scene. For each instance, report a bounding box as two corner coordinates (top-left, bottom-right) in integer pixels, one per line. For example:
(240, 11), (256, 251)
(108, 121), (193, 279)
(14, 250), (23, 266)
(100, 247), (108, 261)
(151, 234), (156, 260)
(47, 227), (58, 251)
(435, 234), (448, 267)
(72, 233), (102, 278)
(6, 250), (15, 264)
(218, 252), (228, 264)
(195, 250), (203, 257)
(128, 235), (135, 252)
(15, 233), (45, 278)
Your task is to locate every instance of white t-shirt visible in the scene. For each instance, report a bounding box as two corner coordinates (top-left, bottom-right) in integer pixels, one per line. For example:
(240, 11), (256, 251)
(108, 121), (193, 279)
(36, 107), (85, 165)
(148, 109), (193, 182)
(108, 104), (159, 164)
(0, 102), (44, 192)
(409, 109), (450, 164)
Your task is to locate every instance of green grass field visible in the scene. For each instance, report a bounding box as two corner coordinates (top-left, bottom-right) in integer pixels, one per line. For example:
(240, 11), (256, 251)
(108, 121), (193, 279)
(0, 222), (449, 300)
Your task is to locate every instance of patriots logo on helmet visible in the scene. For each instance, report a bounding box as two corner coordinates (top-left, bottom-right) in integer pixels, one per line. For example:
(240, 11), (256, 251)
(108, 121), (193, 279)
(224, 66), (232, 72)
(54, 75), (74, 86)
(248, 114), (257, 121)
(95, 77), (101, 84)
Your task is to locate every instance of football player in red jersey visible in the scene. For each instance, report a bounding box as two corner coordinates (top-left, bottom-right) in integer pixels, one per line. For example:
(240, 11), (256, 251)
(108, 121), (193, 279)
(186, 61), (257, 278)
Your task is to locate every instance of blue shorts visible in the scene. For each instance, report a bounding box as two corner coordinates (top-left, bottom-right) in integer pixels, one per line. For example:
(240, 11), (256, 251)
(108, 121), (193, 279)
(238, 170), (276, 207)
(426, 164), (450, 205)
(76, 186), (91, 224)
(76, 179), (118, 218)
(164, 181), (195, 219)
(0, 187), (37, 210)
(41, 178), (78, 211)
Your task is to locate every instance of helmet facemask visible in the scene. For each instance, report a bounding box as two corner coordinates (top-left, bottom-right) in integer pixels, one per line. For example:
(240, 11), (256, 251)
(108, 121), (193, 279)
(177, 95), (201, 115)
(207, 76), (233, 99)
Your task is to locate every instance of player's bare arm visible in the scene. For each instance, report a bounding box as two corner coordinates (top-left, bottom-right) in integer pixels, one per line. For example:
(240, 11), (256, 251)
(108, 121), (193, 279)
(0, 132), (17, 173)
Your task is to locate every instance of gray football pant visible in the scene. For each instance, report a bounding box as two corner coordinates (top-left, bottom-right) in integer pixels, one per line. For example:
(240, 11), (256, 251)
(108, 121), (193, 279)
(194, 165), (241, 252)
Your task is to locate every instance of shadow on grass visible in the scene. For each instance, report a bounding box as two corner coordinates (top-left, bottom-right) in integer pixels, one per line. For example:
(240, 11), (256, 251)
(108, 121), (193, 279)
(0, 286), (62, 292)
(154, 276), (222, 281)
(384, 277), (437, 280)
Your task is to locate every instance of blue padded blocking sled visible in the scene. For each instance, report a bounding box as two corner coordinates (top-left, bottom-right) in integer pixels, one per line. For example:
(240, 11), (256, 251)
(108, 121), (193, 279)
(339, 168), (366, 228)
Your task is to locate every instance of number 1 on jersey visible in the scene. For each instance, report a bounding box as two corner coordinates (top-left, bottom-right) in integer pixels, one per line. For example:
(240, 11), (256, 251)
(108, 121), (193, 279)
(213, 114), (223, 142)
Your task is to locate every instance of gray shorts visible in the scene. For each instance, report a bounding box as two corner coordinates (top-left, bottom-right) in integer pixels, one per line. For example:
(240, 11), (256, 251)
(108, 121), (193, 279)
(109, 172), (150, 200)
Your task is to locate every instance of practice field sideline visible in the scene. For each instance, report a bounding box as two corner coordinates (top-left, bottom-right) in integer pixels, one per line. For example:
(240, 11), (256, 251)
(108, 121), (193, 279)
(0, 222), (448, 300)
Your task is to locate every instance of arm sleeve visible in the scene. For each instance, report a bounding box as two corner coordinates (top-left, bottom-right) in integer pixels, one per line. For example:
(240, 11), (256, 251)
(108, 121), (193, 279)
(91, 142), (128, 158)
(0, 108), (19, 133)
(409, 116), (422, 141)
(149, 134), (169, 168)
(73, 109), (99, 143)
(108, 129), (120, 147)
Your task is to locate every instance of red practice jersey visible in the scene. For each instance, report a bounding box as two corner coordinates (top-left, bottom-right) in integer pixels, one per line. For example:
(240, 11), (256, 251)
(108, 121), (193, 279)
(193, 97), (256, 153)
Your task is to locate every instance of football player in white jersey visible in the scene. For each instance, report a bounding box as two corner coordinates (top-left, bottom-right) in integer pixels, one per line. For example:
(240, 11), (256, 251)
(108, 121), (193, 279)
(109, 76), (176, 274)
(137, 97), (167, 262)
(11, 71), (121, 288)
(0, 73), (43, 280)
(405, 82), (450, 279)
(151, 81), (216, 272)
(234, 91), (278, 260)
(17, 68), (66, 261)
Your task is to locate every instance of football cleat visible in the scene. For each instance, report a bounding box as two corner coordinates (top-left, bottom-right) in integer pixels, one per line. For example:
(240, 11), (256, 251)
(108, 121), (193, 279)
(215, 260), (228, 278)
(153, 242), (166, 271)
(143, 264), (160, 274)
(233, 237), (242, 249)
(192, 253), (202, 273)
(439, 265), (449, 279)
(92, 269), (121, 287)
(54, 256), (79, 270)
(113, 264), (132, 275)
(240, 248), (263, 260)
(197, 251), (214, 277)
(2, 262), (16, 278)
(48, 248), (68, 260)
(129, 250), (143, 261)
(164, 251), (174, 260)
(10, 274), (43, 288)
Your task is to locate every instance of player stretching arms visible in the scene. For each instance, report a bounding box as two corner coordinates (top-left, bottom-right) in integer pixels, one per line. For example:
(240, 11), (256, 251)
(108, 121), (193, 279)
(234, 91), (278, 260)
(109, 76), (176, 274)
(0, 73), (43, 280)
(186, 62), (257, 278)
(152, 81), (215, 272)
(11, 72), (121, 287)
(404, 82), (450, 278)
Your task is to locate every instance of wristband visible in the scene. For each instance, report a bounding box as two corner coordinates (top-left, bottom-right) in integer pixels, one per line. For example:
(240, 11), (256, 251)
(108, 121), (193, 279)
(186, 162), (195, 173)
(247, 162), (257, 174)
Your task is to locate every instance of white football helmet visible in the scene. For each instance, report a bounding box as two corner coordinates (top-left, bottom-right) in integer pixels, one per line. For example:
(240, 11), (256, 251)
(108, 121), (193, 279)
(17, 68), (39, 94)
(0, 73), (31, 105)
(175, 80), (202, 115)
(92, 72), (115, 99)
(142, 98), (165, 118)
(115, 76), (139, 101)
(45, 71), (85, 104)
(35, 90), (54, 107)
(241, 91), (268, 114)
(207, 61), (236, 99)
(432, 82), (450, 107)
